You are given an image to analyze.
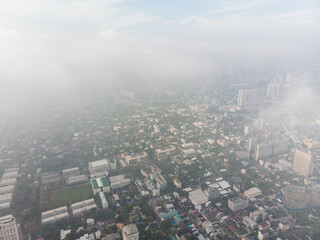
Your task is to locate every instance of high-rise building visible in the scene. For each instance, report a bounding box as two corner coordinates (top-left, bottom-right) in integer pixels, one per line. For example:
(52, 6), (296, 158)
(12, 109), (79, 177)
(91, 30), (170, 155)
(273, 138), (290, 155)
(292, 149), (313, 177)
(238, 89), (264, 111)
(0, 214), (22, 240)
(283, 184), (320, 209)
(266, 75), (293, 99)
(248, 136), (261, 154)
(253, 137), (289, 161)
(266, 77), (283, 99)
(286, 72), (293, 82)
(254, 142), (274, 161)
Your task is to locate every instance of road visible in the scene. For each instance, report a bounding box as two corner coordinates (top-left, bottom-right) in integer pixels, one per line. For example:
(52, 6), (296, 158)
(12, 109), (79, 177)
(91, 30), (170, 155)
(277, 116), (302, 145)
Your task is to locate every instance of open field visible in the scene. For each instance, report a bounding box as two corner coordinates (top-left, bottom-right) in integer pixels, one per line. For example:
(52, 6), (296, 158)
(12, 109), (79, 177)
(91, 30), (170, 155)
(42, 184), (93, 210)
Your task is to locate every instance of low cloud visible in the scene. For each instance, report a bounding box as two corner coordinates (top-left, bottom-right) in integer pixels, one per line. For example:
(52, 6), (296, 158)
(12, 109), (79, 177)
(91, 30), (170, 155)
(0, 0), (319, 115)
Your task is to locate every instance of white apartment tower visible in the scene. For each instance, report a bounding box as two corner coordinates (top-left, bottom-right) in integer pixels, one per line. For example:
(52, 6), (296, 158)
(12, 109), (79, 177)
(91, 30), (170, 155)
(0, 215), (21, 240)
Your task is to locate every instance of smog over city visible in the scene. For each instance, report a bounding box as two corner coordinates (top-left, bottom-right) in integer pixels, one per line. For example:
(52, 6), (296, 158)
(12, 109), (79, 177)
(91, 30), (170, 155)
(0, 1), (320, 240)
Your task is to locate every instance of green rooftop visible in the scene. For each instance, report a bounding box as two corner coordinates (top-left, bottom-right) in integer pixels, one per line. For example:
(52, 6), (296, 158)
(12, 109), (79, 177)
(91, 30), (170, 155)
(91, 177), (109, 189)
(91, 179), (99, 189)
(100, 177), (109, 187)
(161, 211), (183, 224)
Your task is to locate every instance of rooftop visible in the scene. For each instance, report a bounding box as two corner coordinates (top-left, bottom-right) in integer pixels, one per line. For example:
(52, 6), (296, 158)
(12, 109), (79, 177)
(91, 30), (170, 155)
(91, 177), (109, 189)
(245, 187), (262, 196)
(189, 189), (208, 204)
(89, 159), (109, 168)
(0, 214), (14, 223)
(109, 174), (125, 183)
(122, 224), (138, 236)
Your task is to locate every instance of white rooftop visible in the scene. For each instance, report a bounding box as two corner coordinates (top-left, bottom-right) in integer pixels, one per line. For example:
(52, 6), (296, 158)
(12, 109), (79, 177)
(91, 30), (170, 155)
(183, 149), (196, 155)
(109, 174), (125, 183)
(217, 180), (230, 189)
(90, 159), (109, 168)
(245, 187), (262, 196)
(189, 189), (208, 205)
(122, 224), (138, 236)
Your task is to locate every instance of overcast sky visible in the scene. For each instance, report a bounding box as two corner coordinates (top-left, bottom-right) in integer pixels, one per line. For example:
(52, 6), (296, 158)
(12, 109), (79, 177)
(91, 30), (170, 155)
(0, 0), (319, 115)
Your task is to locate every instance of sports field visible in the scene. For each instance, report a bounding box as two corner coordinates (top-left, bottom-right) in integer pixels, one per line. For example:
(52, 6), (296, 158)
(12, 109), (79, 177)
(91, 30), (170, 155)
(42, 184), (93, 210)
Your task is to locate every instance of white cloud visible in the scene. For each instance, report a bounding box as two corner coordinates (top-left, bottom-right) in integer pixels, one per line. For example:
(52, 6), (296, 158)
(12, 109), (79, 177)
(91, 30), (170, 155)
(210, 0), (266, 15)
(98, 29), (116, 37)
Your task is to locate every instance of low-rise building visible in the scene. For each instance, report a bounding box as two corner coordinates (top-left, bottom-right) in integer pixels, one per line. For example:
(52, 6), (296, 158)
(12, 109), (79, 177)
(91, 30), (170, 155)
(0, 178), (17, 187)
(155, 174), (167, 190)
(244, 187), (262, 199)
(2, 171), (18, 180)
(4, 168), (19, 173)
(173, 178), (182, 188)
(108, 159), (117, 171)
(217, 139), (229, 147)
(91, 177), (110, 194)
(41, 206), (69, 225)
(42, 212), (69, 225)
(71, 199), (97, 217)
(189, 189), (208, 206)
(62, 167), (80, 180)
(60, 229), (71, 240)
(102, 233), (121, 240)
(182, 149), (196, 158)
(228, 196), (249, 211)
(258, 230), (269, 240)
(0, 193), (12, 204)
(243, 216), (258, 230)
(99, 192), (108, 209)
(135, 180), (149, 196)
(66, 174), (88, 185)
(125, 152), (148, 165)
(155, 146), (177, 160)
(42, 206), (68, 219)
(109, 175), (130, 190)
(122, 224), (139, 240)
(88, 159), (110, 177)
(0, 202), (10, 209)
(140, 165), (161, 180)
(41, 172), (61, 186)
(0, 185), (14, 195)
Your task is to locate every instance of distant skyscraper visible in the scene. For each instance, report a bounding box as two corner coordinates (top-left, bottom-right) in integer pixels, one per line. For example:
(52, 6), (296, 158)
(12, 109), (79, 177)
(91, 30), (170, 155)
(253, 118), (264, 131)
(273, 138), (290, 155)
(266, 75), (293, 99)
(227, 64), (236, 75)
(250, 136), (289, 161)
(247, 136), (261, 154)
(292, 149), (313, 177)
(267, 82), (280, 99)
(238, 89), (264, 111)
(254, 142), (274, 161)
(286, 72), (293, 82)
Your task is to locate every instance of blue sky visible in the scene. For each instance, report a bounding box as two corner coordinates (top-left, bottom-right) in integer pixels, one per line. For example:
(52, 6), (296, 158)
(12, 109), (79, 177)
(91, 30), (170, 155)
(0, 0), (319, 35)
